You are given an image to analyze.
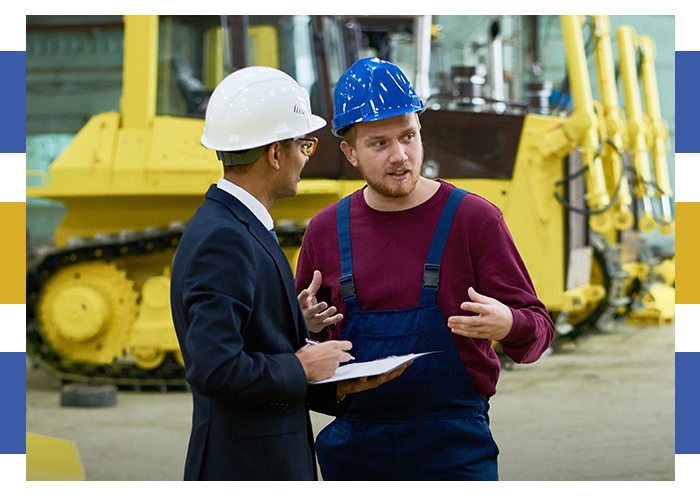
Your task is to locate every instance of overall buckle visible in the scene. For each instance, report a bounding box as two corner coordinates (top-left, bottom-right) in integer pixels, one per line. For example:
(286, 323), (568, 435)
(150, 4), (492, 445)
(339, 275), (357, 300)
(423, 264), (440, 289)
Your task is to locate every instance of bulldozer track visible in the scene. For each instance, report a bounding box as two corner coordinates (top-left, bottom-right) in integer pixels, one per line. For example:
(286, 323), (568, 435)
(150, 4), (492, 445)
(26, 225), (189, 389)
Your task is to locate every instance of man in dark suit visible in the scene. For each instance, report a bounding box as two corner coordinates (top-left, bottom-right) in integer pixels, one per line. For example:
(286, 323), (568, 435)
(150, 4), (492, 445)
(171, 68), (351, 480)
(170, 67), (400, 481)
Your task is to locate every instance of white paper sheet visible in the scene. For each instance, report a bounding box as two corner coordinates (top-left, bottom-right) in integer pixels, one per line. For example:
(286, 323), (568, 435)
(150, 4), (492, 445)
(309, 351), (441, 385)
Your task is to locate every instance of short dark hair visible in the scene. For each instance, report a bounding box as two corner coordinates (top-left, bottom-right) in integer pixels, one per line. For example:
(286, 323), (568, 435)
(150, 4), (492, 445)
(220, 140), (293, 175)
(338, 125), (357, 147)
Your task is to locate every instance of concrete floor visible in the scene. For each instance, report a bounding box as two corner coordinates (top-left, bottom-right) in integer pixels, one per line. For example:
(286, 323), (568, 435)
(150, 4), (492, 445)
(25, 322), (674, 481)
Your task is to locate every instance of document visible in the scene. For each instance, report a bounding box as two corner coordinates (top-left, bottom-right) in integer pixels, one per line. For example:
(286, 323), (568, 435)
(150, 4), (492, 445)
(309, 351), (441, 385)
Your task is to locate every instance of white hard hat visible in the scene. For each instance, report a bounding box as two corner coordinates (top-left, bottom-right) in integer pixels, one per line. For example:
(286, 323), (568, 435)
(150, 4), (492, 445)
(201, 66), (327, 152)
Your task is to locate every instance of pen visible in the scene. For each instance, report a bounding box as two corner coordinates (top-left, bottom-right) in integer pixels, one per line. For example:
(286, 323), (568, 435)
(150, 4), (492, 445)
(305, 338), (355, 361)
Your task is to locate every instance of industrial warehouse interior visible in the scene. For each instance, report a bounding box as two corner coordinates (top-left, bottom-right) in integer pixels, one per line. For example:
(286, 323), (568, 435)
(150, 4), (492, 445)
(25, 15), (675, 482)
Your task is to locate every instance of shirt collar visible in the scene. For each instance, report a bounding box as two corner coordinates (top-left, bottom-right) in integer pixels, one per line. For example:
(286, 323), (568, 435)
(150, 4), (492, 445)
(216, 178), (274, 231)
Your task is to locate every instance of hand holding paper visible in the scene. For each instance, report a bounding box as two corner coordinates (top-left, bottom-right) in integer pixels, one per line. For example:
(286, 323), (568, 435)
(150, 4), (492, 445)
(335, 362), (411, 401)
(309, 351), (440, 385)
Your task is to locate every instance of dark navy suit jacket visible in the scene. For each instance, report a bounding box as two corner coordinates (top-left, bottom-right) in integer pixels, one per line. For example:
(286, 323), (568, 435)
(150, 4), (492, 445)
(171, 185), (343, 481)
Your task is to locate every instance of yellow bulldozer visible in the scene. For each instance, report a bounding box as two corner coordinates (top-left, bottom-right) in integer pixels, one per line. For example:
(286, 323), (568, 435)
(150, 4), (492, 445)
(26, 15), (674, 387)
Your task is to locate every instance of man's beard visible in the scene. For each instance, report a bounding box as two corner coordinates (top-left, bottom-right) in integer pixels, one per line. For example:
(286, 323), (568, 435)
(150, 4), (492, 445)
(357, 149), (424, 199)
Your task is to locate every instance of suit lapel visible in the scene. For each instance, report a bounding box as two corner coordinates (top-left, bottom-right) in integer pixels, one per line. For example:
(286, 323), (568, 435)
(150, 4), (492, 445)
(205, 186), (303, 348)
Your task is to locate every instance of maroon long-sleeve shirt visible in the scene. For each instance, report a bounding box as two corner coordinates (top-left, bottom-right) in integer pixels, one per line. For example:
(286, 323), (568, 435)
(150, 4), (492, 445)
(295, 180), (554, 398)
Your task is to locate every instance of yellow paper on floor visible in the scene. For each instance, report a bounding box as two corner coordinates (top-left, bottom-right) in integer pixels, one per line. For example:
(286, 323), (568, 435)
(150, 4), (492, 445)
(26, 432), (86, 481)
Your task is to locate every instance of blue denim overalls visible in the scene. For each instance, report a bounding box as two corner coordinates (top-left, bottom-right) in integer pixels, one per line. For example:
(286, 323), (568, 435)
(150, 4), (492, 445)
(315, 188), (499, 480)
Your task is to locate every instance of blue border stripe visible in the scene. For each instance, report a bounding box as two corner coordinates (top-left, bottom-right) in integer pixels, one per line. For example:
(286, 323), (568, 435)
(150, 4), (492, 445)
(0, 352), (26, 454)
(676, 51), (700, 153)
(676, 352), (700, 454)
(0, 51), (25, 153)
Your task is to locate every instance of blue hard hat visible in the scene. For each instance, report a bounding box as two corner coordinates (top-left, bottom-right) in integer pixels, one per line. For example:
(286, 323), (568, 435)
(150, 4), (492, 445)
(331, 57), (425, 137)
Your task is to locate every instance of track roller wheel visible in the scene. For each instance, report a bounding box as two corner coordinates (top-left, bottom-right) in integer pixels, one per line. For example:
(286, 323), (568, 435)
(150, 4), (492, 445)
(131, 347), (167, 370)
(38, 261), (138, 365)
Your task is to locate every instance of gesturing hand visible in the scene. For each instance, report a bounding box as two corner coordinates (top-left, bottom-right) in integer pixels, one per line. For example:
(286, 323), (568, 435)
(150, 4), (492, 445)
(447, 287), (513, 341)
(298, 270), (343, 333)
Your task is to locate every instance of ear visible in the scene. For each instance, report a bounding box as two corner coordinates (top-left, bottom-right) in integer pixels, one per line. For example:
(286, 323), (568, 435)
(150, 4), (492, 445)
(340, 141), (358, 168)
(264, 142), (283, 171)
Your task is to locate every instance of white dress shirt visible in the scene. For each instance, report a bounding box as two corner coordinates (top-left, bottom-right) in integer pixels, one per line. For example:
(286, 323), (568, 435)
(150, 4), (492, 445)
(216, 178), (274, 231)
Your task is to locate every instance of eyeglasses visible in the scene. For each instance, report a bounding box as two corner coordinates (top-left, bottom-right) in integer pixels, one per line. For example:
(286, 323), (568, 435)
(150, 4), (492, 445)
(299, 137), (318, 157)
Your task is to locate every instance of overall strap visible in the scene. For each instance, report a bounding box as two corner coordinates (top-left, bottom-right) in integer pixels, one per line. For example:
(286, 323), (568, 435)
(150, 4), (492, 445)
(420, 188), (469, 305)
(337, 195), (360, 311)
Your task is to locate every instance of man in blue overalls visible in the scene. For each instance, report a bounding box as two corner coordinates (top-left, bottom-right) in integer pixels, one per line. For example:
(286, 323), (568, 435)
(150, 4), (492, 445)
(295, 57), (555, 480)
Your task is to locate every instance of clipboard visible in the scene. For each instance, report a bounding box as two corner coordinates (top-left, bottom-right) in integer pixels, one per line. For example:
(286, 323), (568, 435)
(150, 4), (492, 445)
(309, 351), (441, 385)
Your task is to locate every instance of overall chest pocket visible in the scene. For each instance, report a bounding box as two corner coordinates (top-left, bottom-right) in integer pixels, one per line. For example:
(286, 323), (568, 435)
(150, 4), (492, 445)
(348, 327), (435, 402)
